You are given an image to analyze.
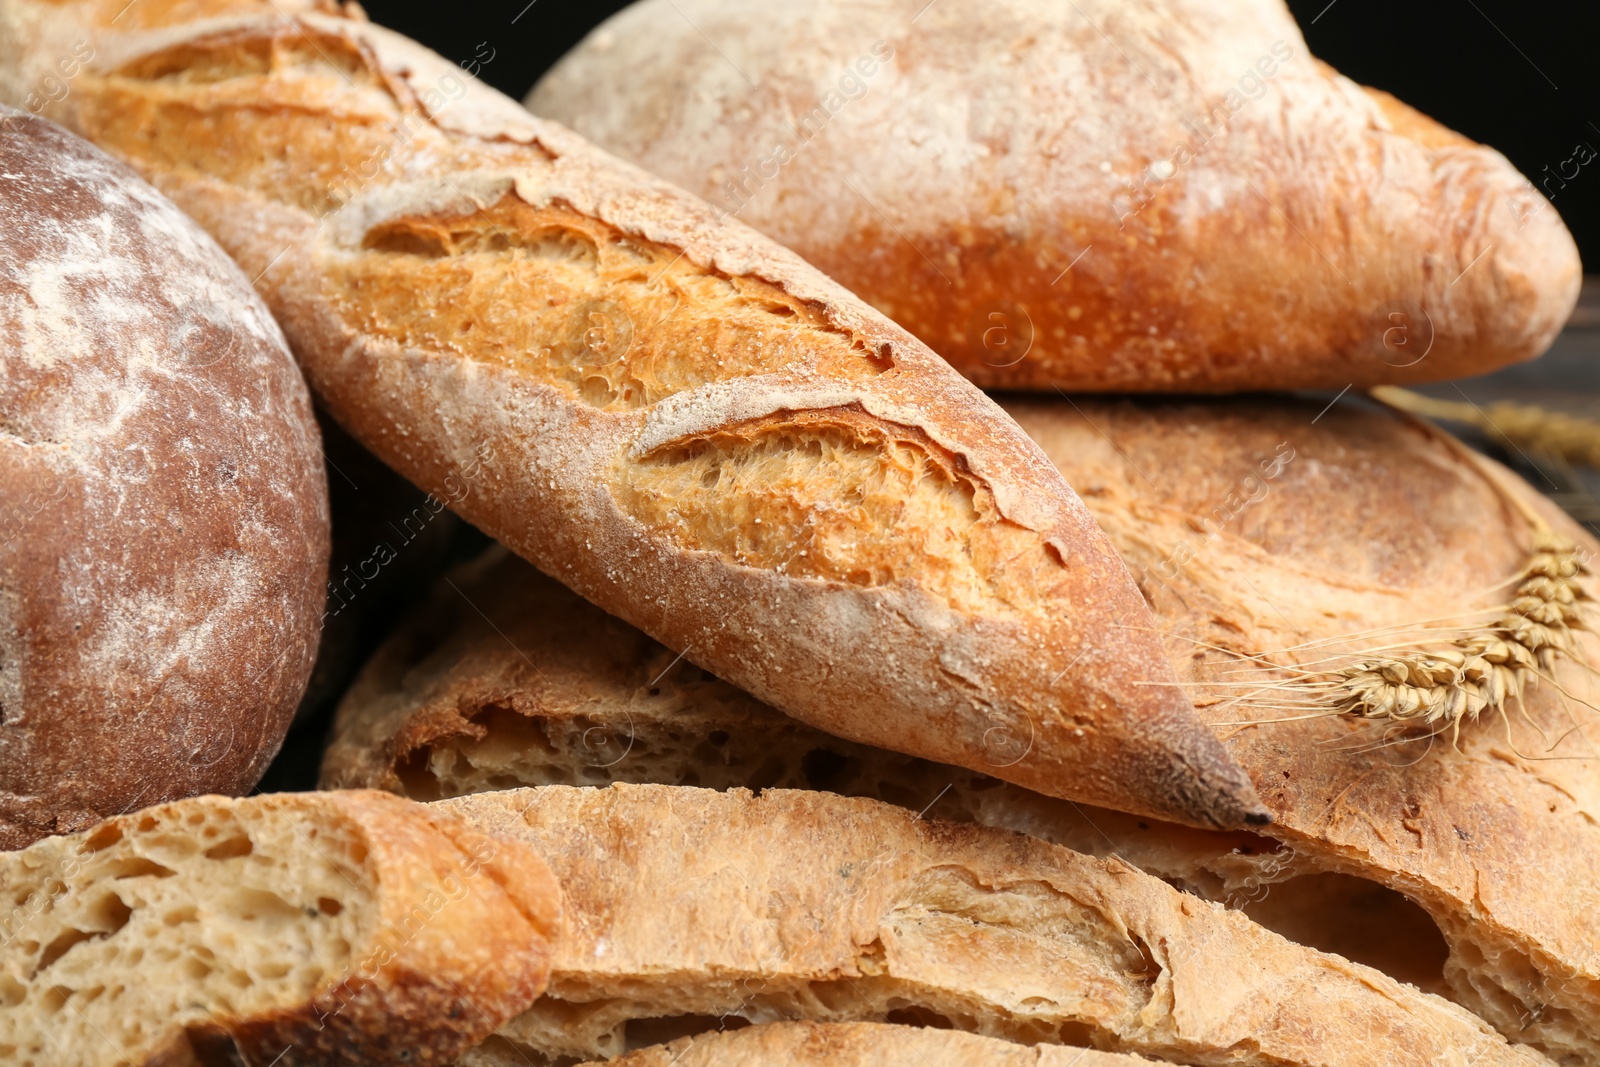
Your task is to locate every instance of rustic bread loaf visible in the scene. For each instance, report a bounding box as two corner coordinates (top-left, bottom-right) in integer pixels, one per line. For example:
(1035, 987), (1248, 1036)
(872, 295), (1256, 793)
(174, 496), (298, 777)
(527, 0), (1581, 392)
(0, 0), (1264, 830)
(442, 785), (1548, 1067)
(558, 1022), (1178, 1067)
(0, 108), (329, 848)
(323, 395), (1600, 1063)
(0, 789), (563, 1067)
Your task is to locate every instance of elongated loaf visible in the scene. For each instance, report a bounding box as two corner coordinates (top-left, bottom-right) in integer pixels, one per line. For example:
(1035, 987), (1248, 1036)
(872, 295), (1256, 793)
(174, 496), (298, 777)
(0, 108), (329, 847)
(558, 1022), (1177, 1067)
(529, 0), (1581, 391)
(0, 0), (1262, 831)
(325, 394), (1600, 1064)
(443, 784), (1548, 1067)
(0, 790), (563, 1067)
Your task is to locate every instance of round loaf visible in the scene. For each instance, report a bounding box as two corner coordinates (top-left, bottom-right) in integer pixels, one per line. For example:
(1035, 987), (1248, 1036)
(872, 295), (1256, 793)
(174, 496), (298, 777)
(0, 109), (330, 847)
(529, 0), (1582, 392)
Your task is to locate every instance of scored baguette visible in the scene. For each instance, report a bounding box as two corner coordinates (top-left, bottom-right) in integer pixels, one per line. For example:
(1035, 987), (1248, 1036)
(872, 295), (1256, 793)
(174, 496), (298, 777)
(324, 393), (1600, 1063)
(558, 1022), (1180, 1067)
(0, 0), (1262, 831)
(0, 790), (563, 1067)
(442, 784), (1548, 1067)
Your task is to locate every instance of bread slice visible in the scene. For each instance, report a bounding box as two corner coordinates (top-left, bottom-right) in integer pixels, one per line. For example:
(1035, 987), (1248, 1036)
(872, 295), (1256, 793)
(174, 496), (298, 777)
(440, 785), (1547, 1067)
(0, 0), (1264, 834)
(528, 0), (1580, 392)
(323, 393), (1600, 1063)
(0, 790), (562, 1067)
(496, 1021), (1175, 1067)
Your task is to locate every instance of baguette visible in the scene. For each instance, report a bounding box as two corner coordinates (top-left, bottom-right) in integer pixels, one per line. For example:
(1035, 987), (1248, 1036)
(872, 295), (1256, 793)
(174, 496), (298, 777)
(0, 790), (563, 1067)
(528, 0), (1581, 392)
(0, 0), (1263, 832)
(324, 394), (1600, 1063)
(442, 784), (1548, 1067)
(559, 1021), (1177, 1067)
(0, 108), (329, 846)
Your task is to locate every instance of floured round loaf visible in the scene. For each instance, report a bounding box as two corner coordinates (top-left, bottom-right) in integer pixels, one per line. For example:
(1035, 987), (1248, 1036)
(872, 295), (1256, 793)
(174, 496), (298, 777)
(529, 0), (1581, 391)
(0, 109), (329, 847)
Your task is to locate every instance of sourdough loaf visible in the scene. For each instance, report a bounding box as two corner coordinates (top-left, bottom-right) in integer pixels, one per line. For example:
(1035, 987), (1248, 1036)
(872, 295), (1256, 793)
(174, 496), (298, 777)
(0, 0), (1263, 830)
(0, 108), (329, 847)
(0, 790), (563, 1067)
(558, 1022), (1179, 1067)
(443, 784), (1549, 1067)
(528, 0), (1581, 391)
(324, 395), (1600, 1063)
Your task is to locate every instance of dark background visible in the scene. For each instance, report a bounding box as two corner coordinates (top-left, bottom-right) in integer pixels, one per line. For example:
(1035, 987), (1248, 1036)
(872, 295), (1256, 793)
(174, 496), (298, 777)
(362, 0), (1600, 268)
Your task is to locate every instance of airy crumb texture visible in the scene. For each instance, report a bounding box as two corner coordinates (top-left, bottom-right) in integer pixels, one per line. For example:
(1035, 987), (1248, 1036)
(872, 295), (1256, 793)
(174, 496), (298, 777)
(442, 785), (1548, 1067)
(529, 0), (1580, 391)
(0, 0), (1270, 832)
(0, 791), (563, 1067)
(470, 1021), (1175, 1067)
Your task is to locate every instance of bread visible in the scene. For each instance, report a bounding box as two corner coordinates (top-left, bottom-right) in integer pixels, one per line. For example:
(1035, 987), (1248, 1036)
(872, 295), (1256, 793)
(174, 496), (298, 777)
(0, 789), (563, 1067)
(323, 395), (1600, 1063)
(441, 784), (1549, 1067)
(0, 108), (329, 847)
(527, 0), (1582, 392)
(0, 0), (1266, 831)
(557, 1021), (1180, 1067)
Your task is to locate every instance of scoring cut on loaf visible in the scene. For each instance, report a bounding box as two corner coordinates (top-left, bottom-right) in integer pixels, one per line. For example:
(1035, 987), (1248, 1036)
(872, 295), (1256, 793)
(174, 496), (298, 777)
(0, 790), (563, 1067)
(322, 394), (1600, 1064)
(0, 107), (329, 847)
(0, 0), (1265, 830)
(442, 784), (1550, 1067)
(528, 0), (1581, 392)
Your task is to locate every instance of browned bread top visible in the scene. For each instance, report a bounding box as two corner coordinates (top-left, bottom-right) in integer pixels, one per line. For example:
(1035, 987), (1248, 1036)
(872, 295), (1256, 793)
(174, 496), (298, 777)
(323, 393), (1600, 1063)
(0, 789), (563, 1067)
(1004, 395), (1600, 1064)
(0, 0), (1264, 829)
(529, 0), (1581, 392)
(444, 784), (1550, 1067)
(0, 107), (329, 847)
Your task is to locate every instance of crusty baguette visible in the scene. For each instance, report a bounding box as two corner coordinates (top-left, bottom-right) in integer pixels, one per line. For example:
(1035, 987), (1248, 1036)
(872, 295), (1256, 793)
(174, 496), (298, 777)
(441, 785), (1548, 1067)
(0, 107), (329, 846)
(324, 394), (1600, 1063)
(528, 0), (1580, 392)
(0, 790), (562, 1067)
(0, 0), (1263, 832)
(557, 1021), (1176, 1067)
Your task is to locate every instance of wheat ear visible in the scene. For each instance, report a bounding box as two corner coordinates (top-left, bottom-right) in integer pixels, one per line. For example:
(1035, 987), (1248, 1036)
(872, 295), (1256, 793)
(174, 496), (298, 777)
(1295, 399), (1596, 739)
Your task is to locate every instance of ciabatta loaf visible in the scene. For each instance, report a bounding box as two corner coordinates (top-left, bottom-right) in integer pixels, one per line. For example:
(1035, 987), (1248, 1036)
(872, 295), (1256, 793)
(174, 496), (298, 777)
(0, 108), (329, 846)
(443, 785), (1547, 1067)
(0, 0), (1262, 832)
(559, 1022), (1176, 1067)
(325, 395), (1600, 1064)
(529, 0), (1581, 391)
(0, 790), (563, 1067)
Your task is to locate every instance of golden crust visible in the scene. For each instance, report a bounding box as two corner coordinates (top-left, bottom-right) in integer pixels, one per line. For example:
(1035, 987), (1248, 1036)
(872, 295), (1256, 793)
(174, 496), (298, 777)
(528, 0), (1581, 392)
(323, 396), (1600, 1063)
(443, 784), (1550, 1067)
(0, 0), (1264, 829)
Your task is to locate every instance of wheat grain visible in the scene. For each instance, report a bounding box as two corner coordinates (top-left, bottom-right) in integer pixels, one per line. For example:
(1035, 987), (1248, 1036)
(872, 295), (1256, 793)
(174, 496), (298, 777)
(1304, 528), (1591, 742)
